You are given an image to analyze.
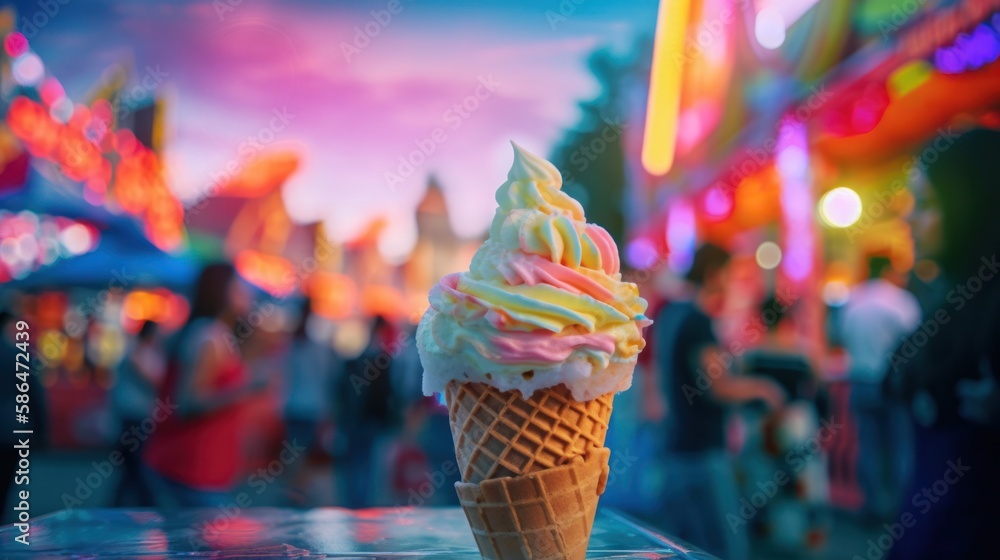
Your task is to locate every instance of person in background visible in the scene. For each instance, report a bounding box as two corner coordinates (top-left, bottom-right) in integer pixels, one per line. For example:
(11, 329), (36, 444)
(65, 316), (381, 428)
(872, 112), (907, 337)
(143, 263), (264, 507)
(385, 322), (426, 502)
(904, 169), (950, 315)
(653, 243), (785, 560)
(333, 315), (400, 508)
(743, 297), (817, 402)
(240, 309), (288, 494)
(887, 128), (1000, 560)
(110, 320), (165, 507)
(392, 322), (462, 506)
(840, 255), (920, 522)
(282, 298), (337, 505)
(740, 297), (829, 551)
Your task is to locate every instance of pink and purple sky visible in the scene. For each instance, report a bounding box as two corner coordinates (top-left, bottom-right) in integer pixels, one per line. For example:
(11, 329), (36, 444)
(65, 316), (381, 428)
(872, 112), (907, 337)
(17, 0), (657, 260)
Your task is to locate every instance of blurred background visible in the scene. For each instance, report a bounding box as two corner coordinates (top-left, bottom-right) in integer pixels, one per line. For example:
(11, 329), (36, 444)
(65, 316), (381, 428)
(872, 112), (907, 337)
(1, 0), (999, 558)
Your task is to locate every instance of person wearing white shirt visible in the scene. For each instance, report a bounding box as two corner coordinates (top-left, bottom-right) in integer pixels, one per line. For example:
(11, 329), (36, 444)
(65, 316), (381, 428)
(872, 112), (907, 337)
(840, 256), (920, 521)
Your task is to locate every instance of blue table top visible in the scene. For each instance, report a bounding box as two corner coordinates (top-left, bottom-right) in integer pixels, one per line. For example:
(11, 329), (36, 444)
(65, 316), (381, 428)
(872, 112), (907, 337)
(0, 507), (716, 558)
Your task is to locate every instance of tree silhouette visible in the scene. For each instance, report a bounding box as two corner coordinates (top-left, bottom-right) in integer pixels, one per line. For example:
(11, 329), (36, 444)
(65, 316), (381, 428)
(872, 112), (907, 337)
(549, 48), (628, 247)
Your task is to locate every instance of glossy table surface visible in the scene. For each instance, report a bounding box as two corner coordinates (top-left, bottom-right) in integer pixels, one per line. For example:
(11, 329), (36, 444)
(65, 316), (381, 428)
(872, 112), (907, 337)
(0, 507), (717, 558)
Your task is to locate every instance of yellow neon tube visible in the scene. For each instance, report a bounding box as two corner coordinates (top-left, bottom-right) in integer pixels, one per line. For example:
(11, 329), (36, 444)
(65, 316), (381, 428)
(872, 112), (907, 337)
(642, 0), (692, 176)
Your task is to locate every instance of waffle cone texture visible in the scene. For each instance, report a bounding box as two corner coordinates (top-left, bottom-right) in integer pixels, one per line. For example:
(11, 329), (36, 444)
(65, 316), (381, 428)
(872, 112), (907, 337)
(446, 380), (615, 559)
(445, 381), (613, 484)
(456, 447), (611, 560)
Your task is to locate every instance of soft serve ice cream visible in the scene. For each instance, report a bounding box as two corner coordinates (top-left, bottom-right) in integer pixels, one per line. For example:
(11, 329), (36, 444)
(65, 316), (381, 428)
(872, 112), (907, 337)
(417, 142), (650, 401)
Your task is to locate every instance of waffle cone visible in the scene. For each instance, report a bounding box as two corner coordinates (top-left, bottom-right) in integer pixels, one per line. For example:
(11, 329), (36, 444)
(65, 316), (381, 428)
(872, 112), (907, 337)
(445, 381), (614, 484)
(456, 447), (610, 560)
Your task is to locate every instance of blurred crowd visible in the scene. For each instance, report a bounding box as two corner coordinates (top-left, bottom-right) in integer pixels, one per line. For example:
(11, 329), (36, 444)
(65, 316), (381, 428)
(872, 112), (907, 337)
(0, 129), (998, 560)
(639, 128), (1000, 560)
(1, 262), (460, 513)
(112, 266), (459, 510)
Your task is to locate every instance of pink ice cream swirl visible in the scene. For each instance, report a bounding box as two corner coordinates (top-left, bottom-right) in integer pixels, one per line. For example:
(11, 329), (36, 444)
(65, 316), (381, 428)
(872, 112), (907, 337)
(420, 143), (649, 386)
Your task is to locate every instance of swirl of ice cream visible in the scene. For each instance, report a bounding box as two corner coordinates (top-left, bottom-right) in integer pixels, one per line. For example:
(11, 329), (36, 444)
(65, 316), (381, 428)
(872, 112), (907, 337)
(418, 142), (650, 401)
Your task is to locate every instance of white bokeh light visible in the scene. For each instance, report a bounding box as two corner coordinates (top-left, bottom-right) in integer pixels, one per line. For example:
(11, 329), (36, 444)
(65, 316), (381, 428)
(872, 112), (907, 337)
(12, 52), (44, 86)
(755, 241), (783, 270)
(823, 280), (851, 307)
(819, 187), (863, 228)
(59, 224), (93, 255)
(755, 8), (786, 50)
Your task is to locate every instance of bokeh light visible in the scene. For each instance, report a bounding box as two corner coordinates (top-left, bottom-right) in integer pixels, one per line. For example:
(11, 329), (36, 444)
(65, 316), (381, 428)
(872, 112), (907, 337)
(755, 241), (782, 270)
(703, 185), (734, 220)
(776, 144), (808, 178)
(625, 237), (659, 270)
(59, 223), (94, 255)
(819, 187), (863, 228)
(823, 280), (851, 307)
(666, 198), (696, 273)
(755, 8), (786, 50)
(934, 23), (1000, 74)
(4, 32), (28, 57)
(12, 52), (45, 86)
(39, 77), (66, 107)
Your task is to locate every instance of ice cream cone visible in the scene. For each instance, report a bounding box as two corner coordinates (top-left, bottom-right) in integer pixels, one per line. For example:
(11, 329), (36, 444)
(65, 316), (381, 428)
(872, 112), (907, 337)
(445, 380), (613, 484)
(456, 447), (611, 560)
(418, 145), (649, 559)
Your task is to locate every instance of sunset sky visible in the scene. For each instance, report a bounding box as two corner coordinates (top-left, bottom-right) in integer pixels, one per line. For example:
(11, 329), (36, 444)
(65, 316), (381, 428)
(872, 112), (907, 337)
(15, 0), (658, 259)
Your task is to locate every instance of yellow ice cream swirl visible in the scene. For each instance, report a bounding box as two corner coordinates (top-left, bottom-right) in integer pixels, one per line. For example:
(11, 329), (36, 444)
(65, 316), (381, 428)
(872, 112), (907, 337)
(428, 143), (649, 368)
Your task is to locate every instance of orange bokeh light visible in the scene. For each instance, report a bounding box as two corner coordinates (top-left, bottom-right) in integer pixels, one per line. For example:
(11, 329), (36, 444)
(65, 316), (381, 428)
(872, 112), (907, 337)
(361, 285), (408, 320)
(309, 272), (357, 320)
(216, 151), (300, 198)
(122, 289), (189, 330)
(7, 96), (185, 251)
(235, 249), (298, 297)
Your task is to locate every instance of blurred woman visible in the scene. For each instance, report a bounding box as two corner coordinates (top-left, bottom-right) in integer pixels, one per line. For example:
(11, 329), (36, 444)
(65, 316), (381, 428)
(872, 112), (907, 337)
(887, 128), (1000, 560)
(333, 315), (400, 507)
(111, 320), (165, 506)
(143, 263), (263, 507)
